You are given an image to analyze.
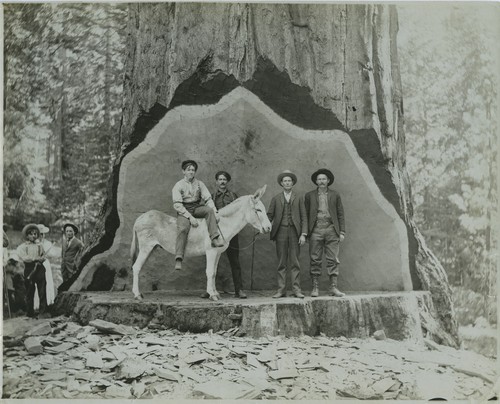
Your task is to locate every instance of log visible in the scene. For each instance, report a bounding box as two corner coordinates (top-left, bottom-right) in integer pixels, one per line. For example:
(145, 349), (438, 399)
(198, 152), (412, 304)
(57, 290), (433, 341)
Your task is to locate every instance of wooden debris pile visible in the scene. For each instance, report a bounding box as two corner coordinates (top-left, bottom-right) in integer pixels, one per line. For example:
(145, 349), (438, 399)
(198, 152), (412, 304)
(2, 317), (496, 400)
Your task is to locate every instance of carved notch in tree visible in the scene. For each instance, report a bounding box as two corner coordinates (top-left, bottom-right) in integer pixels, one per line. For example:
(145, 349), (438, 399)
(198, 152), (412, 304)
(71, 3), (458, 346)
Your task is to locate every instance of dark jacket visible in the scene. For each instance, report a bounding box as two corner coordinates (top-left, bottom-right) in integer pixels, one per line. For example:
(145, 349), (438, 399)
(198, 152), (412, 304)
(267, 191), (308, 241)
(211, 189), (238, 210)
(304, 188), (345, 236)
(61, 237), (84, 275)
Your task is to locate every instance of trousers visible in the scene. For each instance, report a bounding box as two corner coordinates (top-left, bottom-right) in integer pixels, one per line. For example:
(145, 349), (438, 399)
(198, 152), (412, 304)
(275, 225), (302, 293)
(225, 236), (243, 292)
(309, 222), (340, 277)
(175, 205), (219, 260)
(24, 262), (47, 316)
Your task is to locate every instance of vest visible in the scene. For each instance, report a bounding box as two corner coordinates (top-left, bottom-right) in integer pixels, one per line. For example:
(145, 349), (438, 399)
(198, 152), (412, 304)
(281, 199), (292, 226)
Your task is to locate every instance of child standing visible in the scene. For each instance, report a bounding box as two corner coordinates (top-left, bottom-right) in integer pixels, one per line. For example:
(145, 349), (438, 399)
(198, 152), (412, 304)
(16, 224), (47, 318)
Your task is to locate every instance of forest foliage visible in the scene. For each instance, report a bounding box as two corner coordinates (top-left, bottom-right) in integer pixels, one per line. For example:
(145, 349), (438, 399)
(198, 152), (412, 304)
(3, 3), (127, 240)
(3, 4), (497, 315)
(398, 5), (497, 321)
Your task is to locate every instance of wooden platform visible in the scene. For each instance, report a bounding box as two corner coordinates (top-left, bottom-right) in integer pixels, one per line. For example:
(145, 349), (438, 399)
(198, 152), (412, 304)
(54, 290), (432, 341)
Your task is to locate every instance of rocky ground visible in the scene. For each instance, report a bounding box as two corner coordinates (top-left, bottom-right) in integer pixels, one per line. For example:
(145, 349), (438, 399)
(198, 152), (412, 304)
(2, 316), (498, 400)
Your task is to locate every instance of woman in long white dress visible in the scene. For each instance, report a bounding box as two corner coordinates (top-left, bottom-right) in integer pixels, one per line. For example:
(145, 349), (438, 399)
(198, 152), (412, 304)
(34, 224), (55, 309)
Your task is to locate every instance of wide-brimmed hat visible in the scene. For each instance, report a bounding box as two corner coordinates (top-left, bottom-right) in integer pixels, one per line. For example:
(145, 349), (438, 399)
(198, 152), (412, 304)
(37, 224), (50, 234)
(22, 224), (40, 239)
(63, 223), (79, 235)
(215, 171), (231, 182)
(277, 170), (297, 186)
(311, 168), (335, 185)
(181, 160), (198, 171)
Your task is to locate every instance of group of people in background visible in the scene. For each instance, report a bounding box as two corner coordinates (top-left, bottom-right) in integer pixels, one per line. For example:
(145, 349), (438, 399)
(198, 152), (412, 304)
(173, 160), (346, 299)
(3, 222), (84, 319)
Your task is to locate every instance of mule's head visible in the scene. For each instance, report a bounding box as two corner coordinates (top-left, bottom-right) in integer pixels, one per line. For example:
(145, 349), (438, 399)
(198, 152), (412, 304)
(247, 185), (272, 234)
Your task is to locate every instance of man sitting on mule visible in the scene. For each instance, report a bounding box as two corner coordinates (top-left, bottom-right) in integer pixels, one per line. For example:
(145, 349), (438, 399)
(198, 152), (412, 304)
(131, 184), (271, 301)
(172, 160), (224, 271)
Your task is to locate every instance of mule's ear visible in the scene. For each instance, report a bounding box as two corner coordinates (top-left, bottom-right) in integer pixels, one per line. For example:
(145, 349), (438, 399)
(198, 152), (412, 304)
(253, 184), (267, 201)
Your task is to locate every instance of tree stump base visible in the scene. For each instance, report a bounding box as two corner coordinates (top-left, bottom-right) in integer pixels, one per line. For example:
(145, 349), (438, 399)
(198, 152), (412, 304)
(54, 290), (432, 341)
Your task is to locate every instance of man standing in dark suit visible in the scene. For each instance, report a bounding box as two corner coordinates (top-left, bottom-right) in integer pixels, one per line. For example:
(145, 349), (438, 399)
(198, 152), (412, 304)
(208, 170), (247, 299)
(267, 170), (308, 298)
(61, 223), (84, 282)
(304, 168), (345, 297)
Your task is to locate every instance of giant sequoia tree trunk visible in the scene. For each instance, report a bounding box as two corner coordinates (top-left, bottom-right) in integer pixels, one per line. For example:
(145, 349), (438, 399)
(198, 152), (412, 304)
(77, 3), (457, 345)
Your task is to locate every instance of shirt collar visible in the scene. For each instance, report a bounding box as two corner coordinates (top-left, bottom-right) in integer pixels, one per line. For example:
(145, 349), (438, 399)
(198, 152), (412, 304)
(317, 188), (329, 195)
(215, 188), (229, 196)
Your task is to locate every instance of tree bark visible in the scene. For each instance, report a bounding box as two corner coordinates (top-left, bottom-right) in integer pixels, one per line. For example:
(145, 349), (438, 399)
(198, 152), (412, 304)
(87, 3), (457, 344)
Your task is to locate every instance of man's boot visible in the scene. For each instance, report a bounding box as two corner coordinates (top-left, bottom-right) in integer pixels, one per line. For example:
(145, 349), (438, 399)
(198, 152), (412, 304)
(211, 235), (225, 248)
(272, 290), (286, 298)
(235, 290), (247, 299)
(328, 275), (345, 297)
(175, 259), (182, 271)
(311, 277), (319, 297)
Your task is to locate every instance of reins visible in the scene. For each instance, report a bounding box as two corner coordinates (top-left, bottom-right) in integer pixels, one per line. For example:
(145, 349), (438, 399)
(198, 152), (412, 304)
(217, 223), (259, 251)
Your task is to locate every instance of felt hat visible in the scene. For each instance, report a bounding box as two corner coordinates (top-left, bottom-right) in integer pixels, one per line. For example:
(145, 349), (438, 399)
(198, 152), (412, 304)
(311, 168), (335, 186)
(37, 224), (50, 234)
(277, 170), (297, 185)
(63, 223), (79, 235)
(215, 171), (231, 182)
(22, 224), (40, 239)
(181, 160), (198, 171)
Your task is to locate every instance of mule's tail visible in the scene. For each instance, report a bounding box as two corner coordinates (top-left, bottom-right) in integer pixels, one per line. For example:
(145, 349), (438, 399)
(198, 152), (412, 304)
(130, 228), (138, 264)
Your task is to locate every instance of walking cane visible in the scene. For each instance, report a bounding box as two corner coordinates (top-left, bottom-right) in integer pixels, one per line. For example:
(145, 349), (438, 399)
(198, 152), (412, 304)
(250, 233), (256, 291)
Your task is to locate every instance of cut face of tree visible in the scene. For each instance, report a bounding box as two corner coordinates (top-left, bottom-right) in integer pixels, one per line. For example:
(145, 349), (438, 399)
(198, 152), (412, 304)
(73, 87), (412, 294)
(69, 3), (457, 345)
